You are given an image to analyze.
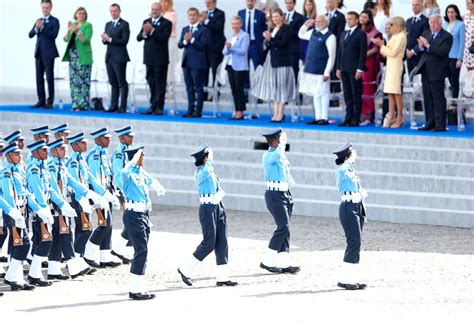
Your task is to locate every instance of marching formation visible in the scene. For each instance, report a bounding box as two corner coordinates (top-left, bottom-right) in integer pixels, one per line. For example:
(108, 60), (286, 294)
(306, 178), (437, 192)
(0, 125), (368, 300)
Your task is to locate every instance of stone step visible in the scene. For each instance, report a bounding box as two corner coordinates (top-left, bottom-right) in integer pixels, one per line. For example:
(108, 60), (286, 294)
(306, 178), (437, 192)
(150, 189), (474, 228)
(154, 174), (474, 212)
(144, 157), (474, 195)
(142, 144), (474, 177)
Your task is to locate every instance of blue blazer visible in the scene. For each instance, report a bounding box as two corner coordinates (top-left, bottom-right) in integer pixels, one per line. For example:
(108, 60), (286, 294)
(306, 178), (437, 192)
(238, 9), (267, 44)
(222, 31), (250, 71)
(28, 16), (60, 59)
(178, 24), (209, 69)
(442, 20), (465, 61)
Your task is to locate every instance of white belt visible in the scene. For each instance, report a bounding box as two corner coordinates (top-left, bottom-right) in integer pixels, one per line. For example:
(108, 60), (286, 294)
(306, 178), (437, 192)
(125, 201), (151, 213)
(267, 181), (289, 191)
(199, 194), (218, 205)
(341, 192), (362, 203)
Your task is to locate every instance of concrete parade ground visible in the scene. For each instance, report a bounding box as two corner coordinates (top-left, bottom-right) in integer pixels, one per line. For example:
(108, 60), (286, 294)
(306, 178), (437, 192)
(1, 205), (473, 323)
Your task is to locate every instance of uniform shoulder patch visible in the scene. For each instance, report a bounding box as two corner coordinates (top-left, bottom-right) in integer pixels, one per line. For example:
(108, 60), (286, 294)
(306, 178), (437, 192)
(69, 160), (78, 168)
(2, 170), (12, 178)
(114, 153), (123, 159)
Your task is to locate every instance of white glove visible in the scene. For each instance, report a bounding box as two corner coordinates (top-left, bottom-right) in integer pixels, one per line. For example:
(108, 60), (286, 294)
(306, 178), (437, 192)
(86, 190), (102, 204)
(151, 179), (165, 196)
(360, 188), (368, 199)
(8, 208), (23, 223)
(61, 202), (77, 218)
(207, 148), (214, 162)
(103, 191), (120, 210)
(215, 189), (225, 203)
(37, 207), (54, 225)
(97, 196), (110, 210)
(15, 217), (26, 229)
(131, 148), (143, 165)
(78, 197), (93, 214)
(279, 131), (288, 148)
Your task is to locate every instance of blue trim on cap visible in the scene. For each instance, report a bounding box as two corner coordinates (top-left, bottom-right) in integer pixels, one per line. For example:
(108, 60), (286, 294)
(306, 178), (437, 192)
(27, 140), (47, 151)
(2, 143), (20, 155)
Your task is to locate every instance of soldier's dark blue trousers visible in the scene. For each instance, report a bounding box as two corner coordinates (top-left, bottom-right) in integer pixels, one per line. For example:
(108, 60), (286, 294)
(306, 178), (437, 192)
(70, 196), (92, 255)
(339, 201), (365, 263)
(265, 190), (293, 252)
(31, 220), (52, 257)
(89, 208), (112, 250)
(123, 210), (150, 275)
(4, 215), (31, 260)
(193, 203), (228, 265)
(49, 216), (75, 262)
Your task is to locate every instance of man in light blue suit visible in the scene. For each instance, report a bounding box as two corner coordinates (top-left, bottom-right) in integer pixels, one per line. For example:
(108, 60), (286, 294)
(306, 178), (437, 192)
(223, 16), (250, 119)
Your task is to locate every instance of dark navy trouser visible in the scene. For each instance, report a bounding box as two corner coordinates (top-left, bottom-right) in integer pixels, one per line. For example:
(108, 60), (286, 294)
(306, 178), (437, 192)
(339, 201), (365, 264)
(48, 216), (75, 262)
(4, 215), (31, 260)
(89, 206), (112, 250)
(193, 203), (228, 265)
(123, 210), (150, 275)
(31, 219), (52, 257)
(70, 196), (92, 256)
(265, 190), (293, 252)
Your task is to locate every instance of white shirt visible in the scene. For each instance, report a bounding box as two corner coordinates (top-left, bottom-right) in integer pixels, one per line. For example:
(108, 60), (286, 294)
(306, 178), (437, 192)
(246, 8), (255, 40)
(285, 10), (295, 23)
(227, 34), (239, 65)
(183, 23), (200, 45)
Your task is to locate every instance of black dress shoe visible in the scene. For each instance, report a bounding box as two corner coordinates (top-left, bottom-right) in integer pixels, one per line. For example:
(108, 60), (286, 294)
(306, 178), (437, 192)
(44, 103), (53, 109)
(48, 274), (70, 280)
(0, 273), (5, 279)
(84, 258), (100, 268)
(70, 267), (92, 279)
(216, 280), (238, 287)
(317, 119), (329, 125)
(100, 261), (121, 268)
(281, 266), (301, 274)
(0, 256), (8, 263)
(182, 111), (194, 118)
(259, 262), (283, 273)
(129, 292), (156, 300)
(338, 121), (349, 127)
(357, 283), (368, 289)
(26, 258), (32, 265)
(306, 119), (320, 125)
(106, 108), (118, 113)
(417, 125), (434, 131)
(87, 267), (97, 275)
(5, 280), (34, 291)
(141, 109), (154, 115)
(347, 121), (360, 127)
(0, 292), (3, 296)
(431, 127), (446, 132)
(117, 108), (126, 113)
(152, 110), (164, 116)
(337, 282), (363, 290)
(177, 268), (192, 286)
(31, 102), (45, 108)
(329, 100), (339, 107)
(111, 250), (131, 264)
(28, 276), (52, 287)
(190, 112), (202, 118)
(42, 261), (48, 268)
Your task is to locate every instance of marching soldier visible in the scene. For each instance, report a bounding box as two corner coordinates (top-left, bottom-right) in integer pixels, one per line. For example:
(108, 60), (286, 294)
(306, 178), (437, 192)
(120, 146), (165, 300)
(47, 138), (99, 280)
(178, 145), (238, 287)
(333, 143), (367, 290)
(84, 128), (121, 268)
(1, 142), (35, 291)
(51, 124), (72, 144)
(111, 126), (135, 264)
(3, 130), (26, 151)
(26, 139), (77, 287)
(260, 129), (300, 274)
(66, 132), (109, 259)
(26, 126), (51, 165)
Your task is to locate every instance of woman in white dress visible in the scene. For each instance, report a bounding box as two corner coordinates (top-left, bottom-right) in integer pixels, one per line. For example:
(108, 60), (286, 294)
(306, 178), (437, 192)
(160, 0), (178, 85)
(374, 0), (391, 39)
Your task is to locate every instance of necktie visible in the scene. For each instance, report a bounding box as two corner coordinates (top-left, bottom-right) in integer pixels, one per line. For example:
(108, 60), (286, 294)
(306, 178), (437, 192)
(286, 13), (290, 22)
(247, 10), (251, 34)
(432, 33), (436, 39)
(152, 18), (157, 25)
(412, 17), (417, 25)
(190, 26), (194, 33)
(344, 30), (351, 41)
(329, 13), (333, 21)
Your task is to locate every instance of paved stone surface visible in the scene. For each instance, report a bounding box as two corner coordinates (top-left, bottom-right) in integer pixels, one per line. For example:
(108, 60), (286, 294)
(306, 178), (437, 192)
(1, 205), (473, 322)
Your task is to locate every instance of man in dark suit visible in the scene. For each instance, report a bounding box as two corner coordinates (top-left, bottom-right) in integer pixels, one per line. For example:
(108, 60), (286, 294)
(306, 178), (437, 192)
(326, 0), (346, 104)
(405, 0), (430, 73)
(178, 8), (210, 118)
(336, 11), (367, 127)
(201, 0), (226, 99)
(137, 3), (172, 116)
(238, 0), (268, 72)
(101, 3), (130, 113)
(28, 0), (59, 109)
(284, 0), (304, 81)
(413, 14), (453, 132)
